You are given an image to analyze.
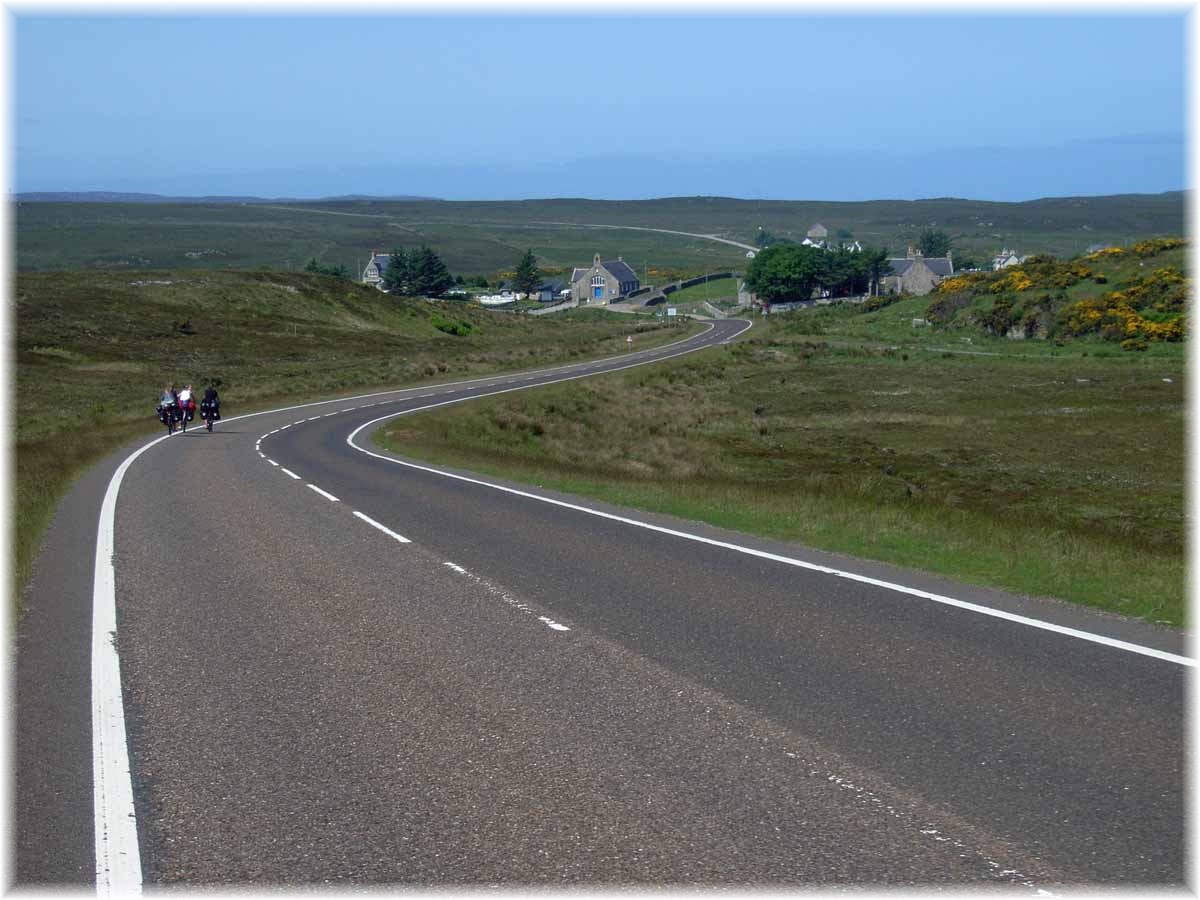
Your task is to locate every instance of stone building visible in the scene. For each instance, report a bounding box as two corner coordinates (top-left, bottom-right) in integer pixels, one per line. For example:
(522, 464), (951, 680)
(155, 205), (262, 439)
(570, 254), (641, 304)
(881, 246), (954, 296)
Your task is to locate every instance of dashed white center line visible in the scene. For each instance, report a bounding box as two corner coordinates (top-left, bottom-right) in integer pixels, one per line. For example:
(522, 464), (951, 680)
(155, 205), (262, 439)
(442, 561), (570, 632)
(352, 511), (411, 543)
(306, 484), (339, 502)
(280, 467), (301, 480)
(267, 459), (279, 466)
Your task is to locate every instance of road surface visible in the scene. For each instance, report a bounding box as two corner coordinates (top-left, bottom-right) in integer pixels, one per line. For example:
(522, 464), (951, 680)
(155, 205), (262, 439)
(15, 317), (1186, 889)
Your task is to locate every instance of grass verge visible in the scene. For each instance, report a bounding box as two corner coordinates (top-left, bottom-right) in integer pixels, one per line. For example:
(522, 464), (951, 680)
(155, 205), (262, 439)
(14, 268), (700, 610)
(377, 319), (1185, 627)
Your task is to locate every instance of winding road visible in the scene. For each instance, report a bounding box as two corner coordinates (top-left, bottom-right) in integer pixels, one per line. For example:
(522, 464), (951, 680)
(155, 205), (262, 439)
(15, 318), (1186, 889)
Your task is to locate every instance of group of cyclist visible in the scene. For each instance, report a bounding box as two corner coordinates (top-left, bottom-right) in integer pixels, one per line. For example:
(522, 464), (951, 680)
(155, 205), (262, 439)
(157, 382), (221, 433)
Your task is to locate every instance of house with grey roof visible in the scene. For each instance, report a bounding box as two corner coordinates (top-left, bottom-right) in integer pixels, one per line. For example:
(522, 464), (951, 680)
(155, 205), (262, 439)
(881, 246), (954, 296)
(362, 251), (392, 290)
(570, 253), (641, 304)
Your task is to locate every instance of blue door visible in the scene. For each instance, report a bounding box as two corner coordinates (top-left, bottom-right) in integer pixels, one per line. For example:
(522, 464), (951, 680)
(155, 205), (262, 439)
(594, 286), (603, 299)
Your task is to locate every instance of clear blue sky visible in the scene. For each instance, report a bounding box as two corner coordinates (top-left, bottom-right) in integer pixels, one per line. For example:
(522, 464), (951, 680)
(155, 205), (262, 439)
(12, 12), (1189, 201)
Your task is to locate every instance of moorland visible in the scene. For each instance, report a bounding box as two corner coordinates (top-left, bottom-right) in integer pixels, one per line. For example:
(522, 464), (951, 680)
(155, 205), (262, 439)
(13, 192), (1188, 626)
(15, 191), (1185, 280)
(13, 269), (692, 601)
(376, 240), (1188, 626)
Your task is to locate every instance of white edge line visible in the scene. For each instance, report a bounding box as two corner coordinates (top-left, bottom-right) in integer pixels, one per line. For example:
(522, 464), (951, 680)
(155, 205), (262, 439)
(351, 442), (1193, 668)
(93, 439), (155, 893)
(352, 511), (411, 543)
(82, 319), (743, 895)
(306, 484), (340, 502)
(339, 330), (1190, 670)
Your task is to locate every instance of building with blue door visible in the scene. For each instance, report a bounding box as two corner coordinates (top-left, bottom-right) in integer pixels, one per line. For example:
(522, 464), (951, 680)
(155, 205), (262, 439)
(570, 253), (640, 304)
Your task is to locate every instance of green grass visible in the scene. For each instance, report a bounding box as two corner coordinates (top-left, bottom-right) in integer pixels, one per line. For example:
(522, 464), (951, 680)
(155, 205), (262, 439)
(17, 192), (1185, 278)
(666, 276), (741, 303)
(13, 268), (699, 607)
(377, 317), (1186, 627)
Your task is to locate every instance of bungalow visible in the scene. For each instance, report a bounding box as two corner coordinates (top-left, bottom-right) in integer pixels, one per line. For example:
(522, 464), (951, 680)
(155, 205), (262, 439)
(881, 246), (954, 296)
(570, 253), (641, 304)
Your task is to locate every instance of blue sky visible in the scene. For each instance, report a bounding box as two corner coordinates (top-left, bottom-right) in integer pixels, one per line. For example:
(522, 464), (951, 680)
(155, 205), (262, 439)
(12, 11), (1189, 201)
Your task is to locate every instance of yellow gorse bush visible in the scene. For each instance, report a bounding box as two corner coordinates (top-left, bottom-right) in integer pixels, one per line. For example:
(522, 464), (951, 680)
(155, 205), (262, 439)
(991, 270), (1035, 293)
(1061, 269), (1188, 345)
(936, 274), (987, 294)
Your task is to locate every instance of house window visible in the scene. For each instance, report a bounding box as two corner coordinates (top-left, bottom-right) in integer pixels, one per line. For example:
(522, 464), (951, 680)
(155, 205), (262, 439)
(591, 275), (604, 287)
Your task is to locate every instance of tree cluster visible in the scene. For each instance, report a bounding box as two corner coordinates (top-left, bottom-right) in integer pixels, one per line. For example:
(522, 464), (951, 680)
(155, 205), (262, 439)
(303, 258), (350, 279)
(754, 228), (795, 248)
(382, 246), (454, 297)
(744, 243), (891, 304)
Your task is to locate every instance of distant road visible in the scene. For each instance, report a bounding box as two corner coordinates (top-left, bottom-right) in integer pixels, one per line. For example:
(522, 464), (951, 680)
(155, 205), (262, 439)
(253, 205), (758, 254)
(528, 220), (758, 253)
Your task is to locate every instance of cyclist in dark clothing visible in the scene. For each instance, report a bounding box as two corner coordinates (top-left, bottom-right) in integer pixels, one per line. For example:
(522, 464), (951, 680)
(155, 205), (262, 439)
(200, 384), (221, 431)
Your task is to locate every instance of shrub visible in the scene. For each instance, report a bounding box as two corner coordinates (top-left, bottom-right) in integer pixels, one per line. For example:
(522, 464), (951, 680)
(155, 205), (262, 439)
(926, 291), (974, 324)
(431, 312), (473, 336)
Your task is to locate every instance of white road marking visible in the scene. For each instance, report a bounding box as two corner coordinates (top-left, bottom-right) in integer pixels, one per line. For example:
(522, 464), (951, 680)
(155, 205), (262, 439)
(306, 484), (340, 502)
(84, 323), (737, 897)
(441, 562), (571, 632)
(93, 438), (157, 893)
(347, 398), (1189, 668)
(280, 468), (301, 480)
(352, 511), (412, 543)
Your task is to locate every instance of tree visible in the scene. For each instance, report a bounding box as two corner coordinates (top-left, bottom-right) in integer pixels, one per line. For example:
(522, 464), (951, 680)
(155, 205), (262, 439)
(918, 228), (953, 258)
(743, 244), (827, 304)
(863, 247), (891, 295)
(410, 245), (454, 298)
(304, 257), (349, 279)
(383, 248), (413, 294)
(512, 249), (541, 296)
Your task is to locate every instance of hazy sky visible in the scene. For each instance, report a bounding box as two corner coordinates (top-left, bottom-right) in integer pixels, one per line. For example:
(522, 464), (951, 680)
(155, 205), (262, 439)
(12, 10), (1190, 201)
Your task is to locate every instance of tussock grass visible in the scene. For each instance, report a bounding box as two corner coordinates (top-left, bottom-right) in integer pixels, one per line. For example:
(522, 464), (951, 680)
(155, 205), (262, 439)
(13, 269), (695, 608)
(379, 321), (1185, 627)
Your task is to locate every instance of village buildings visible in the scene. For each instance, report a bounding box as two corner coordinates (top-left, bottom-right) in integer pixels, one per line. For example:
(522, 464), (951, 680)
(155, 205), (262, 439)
(570, 254), (641, 304)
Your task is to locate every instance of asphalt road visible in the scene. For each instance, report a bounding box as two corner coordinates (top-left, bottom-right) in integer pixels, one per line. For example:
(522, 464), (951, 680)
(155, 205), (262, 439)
(15, 317), (1187, 889)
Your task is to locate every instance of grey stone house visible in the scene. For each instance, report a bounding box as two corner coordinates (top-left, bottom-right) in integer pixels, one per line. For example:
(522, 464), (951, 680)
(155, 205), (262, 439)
(570, 254), (640, 304)
(881, 246), (954, 296)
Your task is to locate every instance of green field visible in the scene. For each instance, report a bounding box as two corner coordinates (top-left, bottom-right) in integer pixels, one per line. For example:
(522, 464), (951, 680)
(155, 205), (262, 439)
(15, 191), (1185, 279)
(13, 269), (697, 605)
(14, 201), (1189, 625)
(375, 249), (1187, 627)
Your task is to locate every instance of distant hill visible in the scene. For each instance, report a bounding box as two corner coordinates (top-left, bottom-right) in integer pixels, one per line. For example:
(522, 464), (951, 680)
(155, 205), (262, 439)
(13, 191), (442, 203)
(14, 191), (1187, 276)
